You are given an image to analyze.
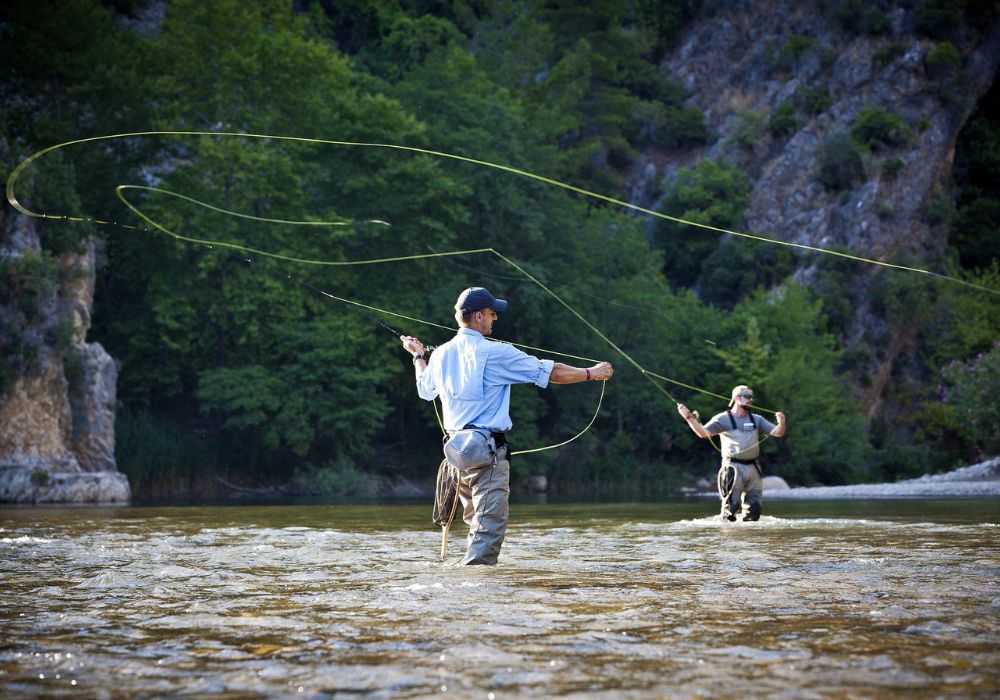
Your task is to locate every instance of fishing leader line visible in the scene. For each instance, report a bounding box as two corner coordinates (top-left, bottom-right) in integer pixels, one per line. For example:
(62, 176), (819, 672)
(8, 131), (998, 297)
(115, 189), (604, 365)
(116, 184), (710, 410)
(9, 128), (959, 420)
(7, 130), (818, 416)
(228, 250), (609, 456)
(6, 131), (724, 410)
(422, 245), (744, 406)
(131, 231), (611, 455)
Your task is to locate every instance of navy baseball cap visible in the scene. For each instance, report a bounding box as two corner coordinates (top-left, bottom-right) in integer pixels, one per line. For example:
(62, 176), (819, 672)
(455, 287), (508, 314)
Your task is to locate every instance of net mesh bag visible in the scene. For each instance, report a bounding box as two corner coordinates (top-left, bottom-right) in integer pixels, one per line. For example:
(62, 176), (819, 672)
(432, 458), (460, 529)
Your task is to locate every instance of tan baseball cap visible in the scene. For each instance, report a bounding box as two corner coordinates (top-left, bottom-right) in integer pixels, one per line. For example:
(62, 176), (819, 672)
(729, 385), (752, 408)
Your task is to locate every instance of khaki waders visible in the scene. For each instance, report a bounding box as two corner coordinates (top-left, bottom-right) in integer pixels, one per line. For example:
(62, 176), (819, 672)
(457, 444), (511, 565)
(721, 458), (763, 521)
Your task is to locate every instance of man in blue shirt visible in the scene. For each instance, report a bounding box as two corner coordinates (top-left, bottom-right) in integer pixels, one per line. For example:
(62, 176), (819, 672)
(401, 287), (614, 564)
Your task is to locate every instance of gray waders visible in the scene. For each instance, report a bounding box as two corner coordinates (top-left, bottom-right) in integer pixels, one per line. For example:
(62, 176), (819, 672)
(718, 459), (763, 522)
(457, 443), (510, 565)
(435, 432), (510, 565)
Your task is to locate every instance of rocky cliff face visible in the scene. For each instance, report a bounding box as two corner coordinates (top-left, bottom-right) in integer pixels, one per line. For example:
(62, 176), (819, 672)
(0, 205), (129, 503)
(634, 0), (1000, 418)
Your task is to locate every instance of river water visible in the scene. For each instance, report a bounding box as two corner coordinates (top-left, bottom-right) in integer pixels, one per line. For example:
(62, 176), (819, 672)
(2, 499), (998, 698)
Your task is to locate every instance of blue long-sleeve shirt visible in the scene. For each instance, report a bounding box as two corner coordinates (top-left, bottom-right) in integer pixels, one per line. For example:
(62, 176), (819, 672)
(416, 327), (554, 432)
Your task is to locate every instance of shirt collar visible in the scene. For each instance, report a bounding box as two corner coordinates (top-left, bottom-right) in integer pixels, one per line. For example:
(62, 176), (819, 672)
(457, 327), (483, 338)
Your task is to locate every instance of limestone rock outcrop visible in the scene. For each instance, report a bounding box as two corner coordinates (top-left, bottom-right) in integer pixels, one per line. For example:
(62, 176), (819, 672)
(634, 0), (1000, 420)
(0, 204), (130, 504)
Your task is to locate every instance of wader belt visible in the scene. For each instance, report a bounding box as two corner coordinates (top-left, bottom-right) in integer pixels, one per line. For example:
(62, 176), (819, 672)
(728, 457), (757, 465)
(462, 425), (507, 448)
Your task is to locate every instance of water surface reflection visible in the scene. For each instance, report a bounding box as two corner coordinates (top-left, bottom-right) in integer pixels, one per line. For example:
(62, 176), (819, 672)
(2, 500), (998, 697)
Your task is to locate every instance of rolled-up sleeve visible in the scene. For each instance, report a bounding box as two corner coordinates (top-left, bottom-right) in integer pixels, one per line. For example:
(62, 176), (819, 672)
(486, 343), (554, 388)
(415, 366), (438, 401)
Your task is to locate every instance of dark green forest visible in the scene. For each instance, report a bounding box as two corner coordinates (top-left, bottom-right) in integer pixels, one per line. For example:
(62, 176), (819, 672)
(2, 0), (999, 499)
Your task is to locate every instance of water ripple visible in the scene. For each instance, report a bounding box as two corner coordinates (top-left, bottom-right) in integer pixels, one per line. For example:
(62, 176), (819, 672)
(1, 500), (998, 697)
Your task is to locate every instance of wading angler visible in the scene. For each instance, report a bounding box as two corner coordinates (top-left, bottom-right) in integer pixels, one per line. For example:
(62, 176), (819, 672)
(678, 385), (786, 521)
(401, 287), (614, 564)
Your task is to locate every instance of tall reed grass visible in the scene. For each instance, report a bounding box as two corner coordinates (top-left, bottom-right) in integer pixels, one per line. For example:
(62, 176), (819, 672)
(115, 408), (222, 500)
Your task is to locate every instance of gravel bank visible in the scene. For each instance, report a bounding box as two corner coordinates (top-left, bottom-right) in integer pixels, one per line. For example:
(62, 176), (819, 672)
(765, 457), (1000, 500)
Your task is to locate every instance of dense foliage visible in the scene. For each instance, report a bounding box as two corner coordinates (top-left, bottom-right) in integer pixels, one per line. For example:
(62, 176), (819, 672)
(1, 0), (997, 498)
(939, 342), (1000, 457)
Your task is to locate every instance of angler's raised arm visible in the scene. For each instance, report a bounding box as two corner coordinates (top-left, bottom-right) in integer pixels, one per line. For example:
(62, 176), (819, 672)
(677, 403), (712, 438)
(401, 335), (427, 372)
(770, 411), (787, 437)
(401, 335), (436, 400)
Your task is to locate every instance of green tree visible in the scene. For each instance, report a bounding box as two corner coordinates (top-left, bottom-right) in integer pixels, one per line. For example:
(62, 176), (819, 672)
(851, 106), (913, 151)
(359, 13), (464, 82)
(923, 263), (1000, 368)
(712, 316), (771, 384)
(697, 237), (798, 309)
(940, 342), (1000, 457)
(951, 87), (1000, 270)
(89, 0), (468, 476)
(720, 284), (869, 485)
(770, 101), (799, 137)
(197, 318), (394, 462)
(654, 159), (752, 290)
(0, 0), (150, 251)
(816, 131), (865, 190)
(484, 0), (702, 192)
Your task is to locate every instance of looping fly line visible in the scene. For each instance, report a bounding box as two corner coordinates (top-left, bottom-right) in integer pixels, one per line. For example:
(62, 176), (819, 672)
(8, 129), (991, 451)
(10, 130), (996, 297)
(114, 184), (704, 412)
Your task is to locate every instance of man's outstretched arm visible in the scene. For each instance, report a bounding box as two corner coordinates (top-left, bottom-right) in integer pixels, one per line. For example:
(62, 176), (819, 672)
(548, 361), (614, 384)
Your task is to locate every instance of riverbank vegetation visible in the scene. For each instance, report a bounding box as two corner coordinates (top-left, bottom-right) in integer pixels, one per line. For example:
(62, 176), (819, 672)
(2, 0), (998, 498)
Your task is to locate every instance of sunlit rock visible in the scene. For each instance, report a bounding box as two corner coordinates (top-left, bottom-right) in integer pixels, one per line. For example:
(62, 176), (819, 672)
(762, 475), (790, 490)
(521, 475), (548, 493)
(0, 208), (129, 503)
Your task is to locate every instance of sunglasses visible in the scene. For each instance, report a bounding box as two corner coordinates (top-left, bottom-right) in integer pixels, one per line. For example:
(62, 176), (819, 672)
(738, 392), (754, 399)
